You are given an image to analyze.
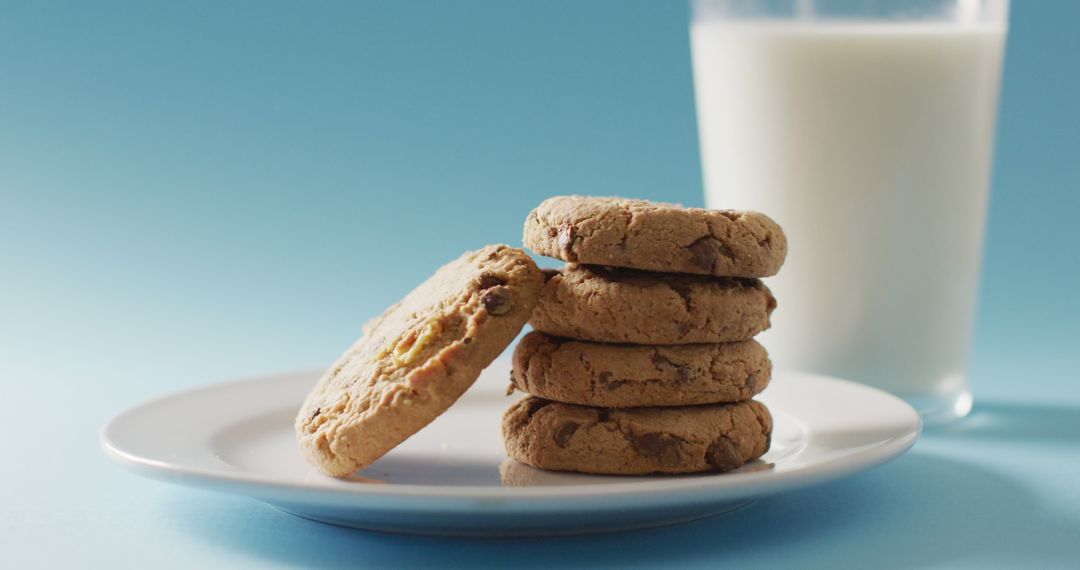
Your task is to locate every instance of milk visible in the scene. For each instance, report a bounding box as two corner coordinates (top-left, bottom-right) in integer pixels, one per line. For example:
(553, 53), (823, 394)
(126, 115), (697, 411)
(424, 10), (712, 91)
(692, 22), (1006, 416)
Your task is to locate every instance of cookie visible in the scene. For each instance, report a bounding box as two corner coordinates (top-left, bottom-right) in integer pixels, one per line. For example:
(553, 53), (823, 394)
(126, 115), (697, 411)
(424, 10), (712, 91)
(502, 396), (772, 475)
(530, 264), (776, 345)
(295, 245), (543, 477)
(523, 196), (787, 278)
(511, 332), (771, 407)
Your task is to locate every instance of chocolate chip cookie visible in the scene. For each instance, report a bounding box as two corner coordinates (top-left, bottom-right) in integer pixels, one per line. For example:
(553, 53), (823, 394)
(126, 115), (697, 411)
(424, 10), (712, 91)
(530, 264), (776, 345)
(523, 196), (787, 278)
(295, 245), (543, 477)
(502, 396), (772, 475)
(511, 332), (770, 407)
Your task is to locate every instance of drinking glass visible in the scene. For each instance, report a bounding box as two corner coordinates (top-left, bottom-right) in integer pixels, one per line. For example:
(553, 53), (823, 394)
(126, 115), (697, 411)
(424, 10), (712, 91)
(691, 0), (1009, 424)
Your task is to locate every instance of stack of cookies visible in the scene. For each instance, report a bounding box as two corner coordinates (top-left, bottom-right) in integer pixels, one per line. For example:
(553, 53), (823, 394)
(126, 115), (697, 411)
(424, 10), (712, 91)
(502, 196), (787, 475)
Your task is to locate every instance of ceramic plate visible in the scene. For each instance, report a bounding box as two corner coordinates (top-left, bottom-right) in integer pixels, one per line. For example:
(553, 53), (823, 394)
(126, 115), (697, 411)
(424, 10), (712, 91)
(101, 358), (920, 536)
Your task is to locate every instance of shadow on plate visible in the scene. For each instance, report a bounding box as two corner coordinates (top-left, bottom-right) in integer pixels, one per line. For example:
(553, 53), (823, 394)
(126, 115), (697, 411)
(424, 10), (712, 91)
(164, 451), (1079, 569)
(355, 456), (502, 486)
(497, 458), (774, 487)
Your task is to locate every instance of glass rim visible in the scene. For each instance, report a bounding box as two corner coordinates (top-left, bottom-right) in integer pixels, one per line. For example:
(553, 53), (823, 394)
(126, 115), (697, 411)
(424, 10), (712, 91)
(691, 0), (1010, 24)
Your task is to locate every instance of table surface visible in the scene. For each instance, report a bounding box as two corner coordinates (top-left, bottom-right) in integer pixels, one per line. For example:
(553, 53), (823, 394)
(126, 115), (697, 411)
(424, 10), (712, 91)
(3, 1), (1079, 567)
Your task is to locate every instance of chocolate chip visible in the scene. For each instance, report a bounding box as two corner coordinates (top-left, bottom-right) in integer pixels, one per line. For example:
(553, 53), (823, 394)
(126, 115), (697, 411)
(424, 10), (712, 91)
(706, 437), (743, 472)
(688, 236), (737, 272)
(477, 273), (506, 289)
(670, 283), (693, 314)
(481, 287), (512, 316)
(648, 351), (691, 384)
(598, 371), (626, 391)
(745, 373), (758, 392)
(553, 422), (580, 448)
(557, 222), (577, 260)
(688, 236), (719, 272)
(630, 432), (684, 466)
(651, 351), (675, 369)
(541, 269), (559, 283)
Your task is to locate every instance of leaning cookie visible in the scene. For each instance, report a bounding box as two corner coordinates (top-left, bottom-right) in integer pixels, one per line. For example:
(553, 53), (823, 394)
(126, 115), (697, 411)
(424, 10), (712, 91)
(530, 264), (775, 345)
(295, 245), (543, 477)
(512, 332), (771, 407)
(523, 196), (787, 278)
(503, 397), (772, 475)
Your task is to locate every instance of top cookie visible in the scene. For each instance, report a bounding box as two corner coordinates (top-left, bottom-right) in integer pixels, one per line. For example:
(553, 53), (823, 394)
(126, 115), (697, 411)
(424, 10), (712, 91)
(295, 245), (543, 477)
(523, 196), (787, 278)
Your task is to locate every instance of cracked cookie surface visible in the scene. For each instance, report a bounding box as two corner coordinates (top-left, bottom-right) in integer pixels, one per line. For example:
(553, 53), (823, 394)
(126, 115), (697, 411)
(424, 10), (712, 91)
(530, 264), (776, 345)
(502, 396), (772, 474)
(295, 245), (542, 477)
(523, 195), (787, 278)
(511, 332), (771, 407)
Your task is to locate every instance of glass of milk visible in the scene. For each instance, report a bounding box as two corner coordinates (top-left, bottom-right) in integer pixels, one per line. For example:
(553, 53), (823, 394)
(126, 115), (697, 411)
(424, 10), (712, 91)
(691, 0), (1008, 424)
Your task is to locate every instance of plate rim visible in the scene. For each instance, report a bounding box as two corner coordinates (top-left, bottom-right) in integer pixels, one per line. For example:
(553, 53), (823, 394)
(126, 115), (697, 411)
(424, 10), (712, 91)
(100, 368), (921, 503)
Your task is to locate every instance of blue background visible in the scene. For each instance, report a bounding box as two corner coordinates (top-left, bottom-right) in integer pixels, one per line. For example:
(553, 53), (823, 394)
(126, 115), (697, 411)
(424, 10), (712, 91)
(2, 1), (1078, 568)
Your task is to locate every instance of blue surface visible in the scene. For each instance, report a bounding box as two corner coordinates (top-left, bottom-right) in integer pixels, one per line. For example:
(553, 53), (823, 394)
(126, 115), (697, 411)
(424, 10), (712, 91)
(2, 1), (1078, 568)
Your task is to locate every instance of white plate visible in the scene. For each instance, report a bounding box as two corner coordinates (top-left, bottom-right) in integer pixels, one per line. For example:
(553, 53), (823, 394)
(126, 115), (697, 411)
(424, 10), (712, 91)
(101, 359), (920, 536)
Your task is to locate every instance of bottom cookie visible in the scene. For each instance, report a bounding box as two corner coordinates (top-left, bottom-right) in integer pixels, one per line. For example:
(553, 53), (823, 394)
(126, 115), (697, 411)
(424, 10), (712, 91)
(502, 396), (772, 475)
